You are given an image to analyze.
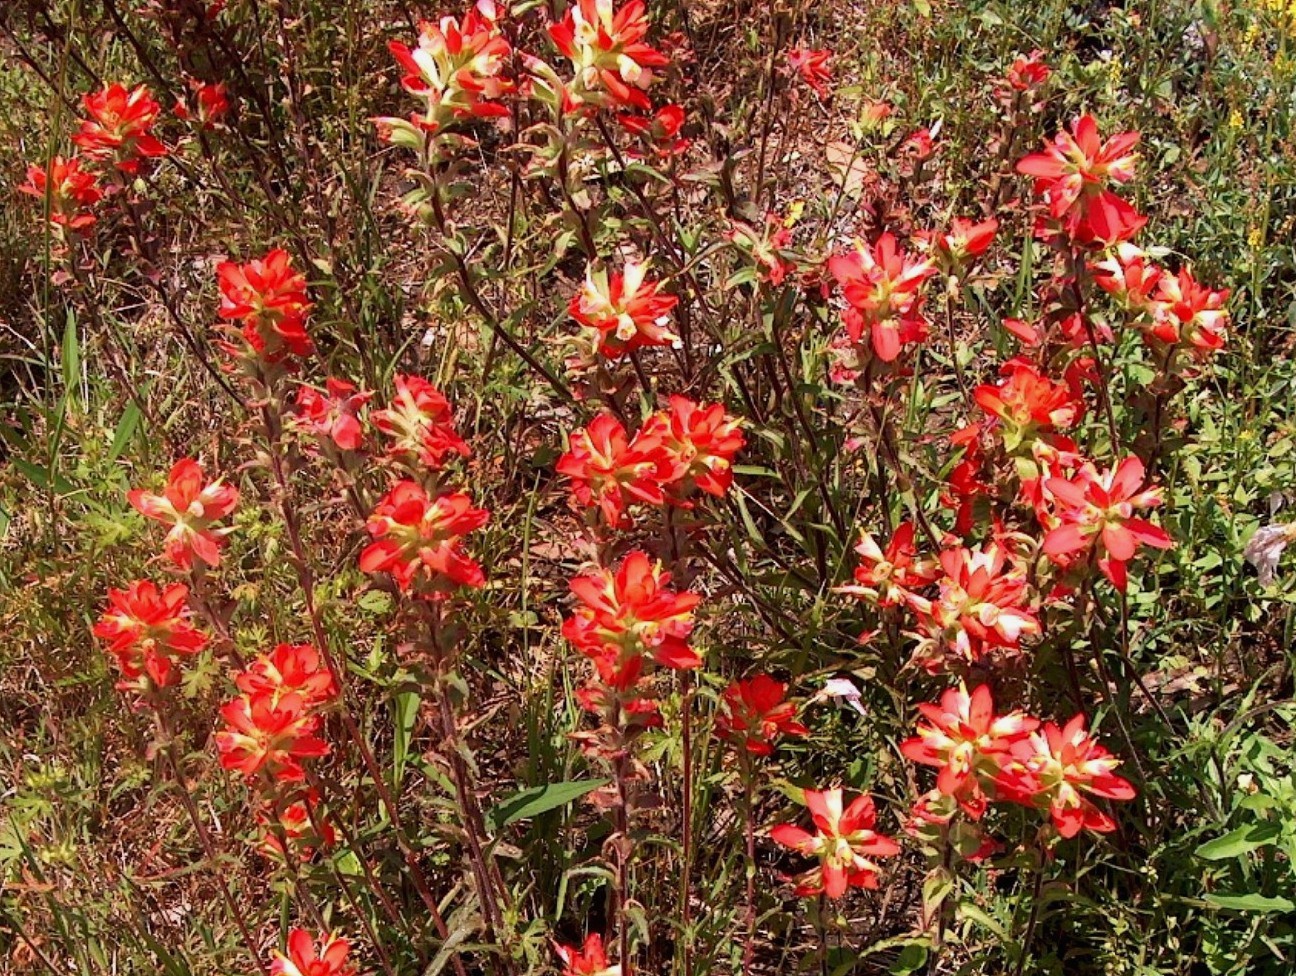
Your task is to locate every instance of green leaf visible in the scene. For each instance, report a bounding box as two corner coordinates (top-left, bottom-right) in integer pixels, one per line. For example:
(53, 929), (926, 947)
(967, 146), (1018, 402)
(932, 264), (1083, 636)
(1195, 822), (1281, 860)
(484, 779), (608, 833)
(392, 690), (419, 791)
(62, 309), (80, 398)
(1205, 892), (1296, 913)
(12, 457), (75, 495)
(109, 402), (143, 461)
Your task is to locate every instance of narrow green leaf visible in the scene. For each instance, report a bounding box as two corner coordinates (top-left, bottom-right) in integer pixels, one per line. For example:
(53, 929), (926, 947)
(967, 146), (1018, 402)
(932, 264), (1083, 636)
(484, 779), (608, 833)
(1195, 822), (1281, 861)
(62, 309), (80, 398)
(109, 402), (143, 461)
(392, 690), (420, 791)
(1205, 892), (1296, 913)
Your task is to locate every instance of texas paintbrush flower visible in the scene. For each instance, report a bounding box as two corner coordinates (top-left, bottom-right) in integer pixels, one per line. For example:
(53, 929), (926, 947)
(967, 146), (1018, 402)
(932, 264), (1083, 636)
(563, 550), (702, 680)
(900, 682), (1038, 818)
(382, 1), (513, 138)
(769, 788), (901, 898)
(994, 714), (1136, 838)
(616, 103), (689, 157)
(370, 374), (470, 468)
(920, 216), (998, 272)
(93, 580), (208, 690)
(1092, 242), (1163, 315)
(1039, 454), (1172, 591)
(641, 395), (746, 500)
(554, 933), (621, 976)
(174, 80), (231, 128)
(828, 232), (936, 362)
(568, 261), (680, 358)
(1005, 50), (1050, 92)
(215, 694), (330, 783)
(836, 522), (936, 609)
(556, 412), (672, 527)
(292, 378), (371, 452)
(547, 0), (670, 110)
(270, 929), (355, 976)
(128, 458), (240, 570)
(360, 481), (489, 593)
(973, 358), (1083, 452)
(1146, 267), (1230, 358)
(725, 213), (795, 285)
(257, 788), (336, 862)
(18, 156), (103, 231)
(787, 47), (832, 99)
(216, 248), (314, 362)
(72, 83), (167, 173)
(909, 544), (1040, 671)
(716, 674), (808, 756)
(1016, 114), (1145, 245)
(235, 643), (337, 709)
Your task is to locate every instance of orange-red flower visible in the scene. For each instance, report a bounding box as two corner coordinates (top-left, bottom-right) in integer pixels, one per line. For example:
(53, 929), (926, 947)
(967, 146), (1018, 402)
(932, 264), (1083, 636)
(270, 929), (354, 976)
(18, 156), (102, 231)
(1039, 454), (1172, 591)
(384, 3), (514, 136)
(556, 412), (671, 527)
(828, 233), (936, 362)
(920, 217), (998, 271)
(93, 580), (208, 689)
(217, 248), (314, 361)
(128, 458), (240, 570)
(787, 47), (832, 99)
(371, 374), (470, 468)
(995, 714), (1136, 837)
(235, 643), (337, 709)
(1016, 114), (1145, 245)
(725, 214), (795, 285)
(1005, 51), (1050, 92)
(73, 83), (167, 172)
(548, 0), (669, 110)
(909, 544), (1040, 671)
(293, 378), (371, 452)
(770, 788), (900, 898)
(900, 682), (1038, 818)
(616, 103), (689, 156)
(360, 481), (489, 593)
(716, 674), (808, 756)
(554, 934), (620, 976)
(1146, 267), (1230, 357)
(563, 550), (701, 685)
(1092, 242), (1163, 314)
(257, 788), (336, 861)
(175, 81), (231, 128)
(642, 395), (745, 499)
(836, 522), (936, 609)
(216, 694), (330, 783)
(569, 261), (679, 358)
(973, 358), (1082, 451)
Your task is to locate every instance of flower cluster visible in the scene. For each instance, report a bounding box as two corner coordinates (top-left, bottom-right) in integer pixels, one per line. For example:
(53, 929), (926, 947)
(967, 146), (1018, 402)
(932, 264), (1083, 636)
(93, 580), (208, 691)
(770, 788), (901, 898)
(568, 261), (679, 359)
(558, 397), (744, 527)
(216, 248), (314, 365)
(270, 929), (355, 976)
(129, 458), (240, 571)
(903, 683), (1135, 839)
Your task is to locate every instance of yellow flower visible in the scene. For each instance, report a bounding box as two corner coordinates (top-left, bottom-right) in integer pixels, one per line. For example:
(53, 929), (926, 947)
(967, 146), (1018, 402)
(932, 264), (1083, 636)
(1248, 226), (1264, 248)
(1228, 108), (1244, 129)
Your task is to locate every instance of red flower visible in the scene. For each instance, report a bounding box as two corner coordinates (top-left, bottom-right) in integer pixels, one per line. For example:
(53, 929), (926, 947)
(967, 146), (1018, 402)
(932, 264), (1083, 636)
(1040, 454), (1172, 591)
(548, 0), (669, 110)
(556, 412), (671, 527)
(293, 378), (371, 452)
(725, 214), (795, 285)
(836, 522), (935, 609)
(217, 248), (314, 361)
(257, 788), (336, 861)
(617, 103), (689, 156)
(901, 127), (936, 160)
(995, 714), (1136, 837)
(642, 395), (745, 499)
(371, 374), (471, 469)
(175, 81), (230, 128)
(828, 233), (936, 362)
(1092, 242), (1163, 314)
(973, 358), (1082, 451)
(93, 580), (208, 689)
(384, 3), (513, 136)
(1005, 51), (1050, 92)
(770, 788), (901, 898)
(716, 674), (808, 756)
(128, 458), (239, 570)
(235, 643), (337, 709)
(270, 929), (354, 976)
(72, 83), (167, 172)
(1016, 115), (1144, 245)
(215, 694), (330, 783)
(1147, 267), (1230, 357)
(360, 481), (489, 594)
(563, 551), (701, 683)
(920, 217), (998, 270)
(554, 934), (620, 976)
(909, 544), (1040, 671)
(900, 682), (1038, 818)
(787, 47), (832, 99)
(18, 156), (102, 231)
(569, 261), (679, 358)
